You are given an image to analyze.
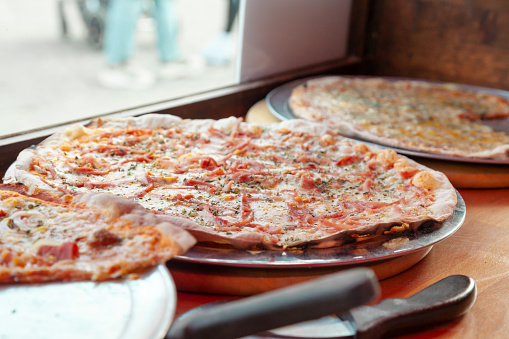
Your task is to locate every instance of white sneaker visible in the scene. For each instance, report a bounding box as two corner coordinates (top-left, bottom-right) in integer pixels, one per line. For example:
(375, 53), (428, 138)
(159, 55), (206, 80)
(98, 63), (156, 90)
(201, 32), (233, 66)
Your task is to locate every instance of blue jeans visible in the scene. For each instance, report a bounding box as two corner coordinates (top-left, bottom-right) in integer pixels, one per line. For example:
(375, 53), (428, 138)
(103, 0), (180, 64)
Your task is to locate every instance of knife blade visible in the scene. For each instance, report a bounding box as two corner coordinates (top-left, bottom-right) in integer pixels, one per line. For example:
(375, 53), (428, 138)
(166, 272), (476, 339)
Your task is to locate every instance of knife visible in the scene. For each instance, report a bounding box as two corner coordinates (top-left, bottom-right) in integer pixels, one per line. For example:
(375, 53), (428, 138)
(256, 274), (476, 339)
(166, 268), (379, 339)
(166, 270), (476, 339)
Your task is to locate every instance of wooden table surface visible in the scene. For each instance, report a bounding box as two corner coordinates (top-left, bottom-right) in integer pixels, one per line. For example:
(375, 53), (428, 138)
(173, 188), (509, 339)
(171, 105), (509, 338)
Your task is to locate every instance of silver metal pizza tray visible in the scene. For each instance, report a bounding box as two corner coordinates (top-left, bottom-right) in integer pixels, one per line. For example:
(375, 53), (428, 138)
(0, 265), (176, 339)
(266, 76), (509, 165)
(168, 192), (466, 295)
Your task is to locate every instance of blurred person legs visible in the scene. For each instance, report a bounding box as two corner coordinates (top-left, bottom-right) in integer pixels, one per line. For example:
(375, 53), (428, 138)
(201, 0), (239, 66)
(98, 0), (204, 89)
(155, 0), (205, 79)
(154, 0), (179, 62)
(98, 0), (155, 90)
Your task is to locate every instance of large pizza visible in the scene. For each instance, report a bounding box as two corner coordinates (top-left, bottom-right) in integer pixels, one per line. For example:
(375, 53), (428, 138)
(289, 76), (509, 160)
(4, 114), (457, 251)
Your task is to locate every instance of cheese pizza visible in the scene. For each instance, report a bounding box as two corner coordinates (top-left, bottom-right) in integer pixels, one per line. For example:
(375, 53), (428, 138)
(289, 76), (509, 160)
(0, 190), (195, 283)
(4, 114), (457, 250)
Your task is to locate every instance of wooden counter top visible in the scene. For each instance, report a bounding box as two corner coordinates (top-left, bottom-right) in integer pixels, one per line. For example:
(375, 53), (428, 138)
(173, 188), (509, 339)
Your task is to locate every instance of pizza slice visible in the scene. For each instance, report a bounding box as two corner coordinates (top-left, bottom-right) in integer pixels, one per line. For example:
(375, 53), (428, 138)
(0, 190), (196, 283)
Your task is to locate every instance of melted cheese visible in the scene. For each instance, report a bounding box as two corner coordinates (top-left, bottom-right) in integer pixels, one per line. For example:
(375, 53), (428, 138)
(291, 77), (509, 159)
(0, 190), (184, 283)
(16, 117), (452, 248)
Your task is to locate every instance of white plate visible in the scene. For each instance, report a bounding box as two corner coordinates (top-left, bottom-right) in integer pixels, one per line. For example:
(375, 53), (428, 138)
(0, 265), (176, 339)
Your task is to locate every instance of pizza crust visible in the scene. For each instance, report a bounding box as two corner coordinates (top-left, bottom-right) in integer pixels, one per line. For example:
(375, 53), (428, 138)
(75, 192), (197, 253)
(343, 125), (509, 160)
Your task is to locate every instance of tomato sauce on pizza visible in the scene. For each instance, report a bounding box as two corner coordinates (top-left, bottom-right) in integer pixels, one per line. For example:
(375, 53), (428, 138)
(5, 114), (457, 250)
(0, 190), (195, 283)
(289, 76), (509, 160)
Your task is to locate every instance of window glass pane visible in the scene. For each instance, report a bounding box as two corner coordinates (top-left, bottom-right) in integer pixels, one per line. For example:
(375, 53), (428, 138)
(237, 0), (352, 82)
(1, 0), (352, 139)
(1, 0), (237, 138)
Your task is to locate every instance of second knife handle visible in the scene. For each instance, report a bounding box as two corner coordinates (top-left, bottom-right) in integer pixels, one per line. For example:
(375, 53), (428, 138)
(352, 274), (476, 339)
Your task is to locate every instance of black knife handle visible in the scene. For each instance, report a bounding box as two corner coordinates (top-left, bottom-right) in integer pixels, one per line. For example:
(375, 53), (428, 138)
(166, 267), (379, 339)
(351, 275), (476, 339)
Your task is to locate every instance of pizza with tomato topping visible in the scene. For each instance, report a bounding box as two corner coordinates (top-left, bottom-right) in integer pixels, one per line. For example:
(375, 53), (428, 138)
(0, 190), (195, 283)
(289, 76), (509, 160)
(4, 114), (457, 250)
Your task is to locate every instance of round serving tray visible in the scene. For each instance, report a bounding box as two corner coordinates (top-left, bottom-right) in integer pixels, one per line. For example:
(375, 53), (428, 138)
(0, 265), (176, 339)
(169, 192), (465, 295)
(266, 76), (509, 165)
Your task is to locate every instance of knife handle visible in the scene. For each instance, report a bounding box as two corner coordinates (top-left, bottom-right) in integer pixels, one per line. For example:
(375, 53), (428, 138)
(166, 267), (379, 339)
(351, 275), (476, 339)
